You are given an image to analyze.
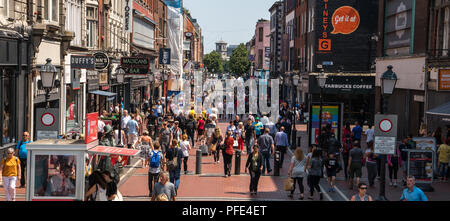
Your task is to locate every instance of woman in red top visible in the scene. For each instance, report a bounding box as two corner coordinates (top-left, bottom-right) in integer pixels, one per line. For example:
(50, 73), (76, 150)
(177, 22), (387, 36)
(223, 131), (234, 177)
(196, 116), (205, 143)
(342, 122), (353, 180)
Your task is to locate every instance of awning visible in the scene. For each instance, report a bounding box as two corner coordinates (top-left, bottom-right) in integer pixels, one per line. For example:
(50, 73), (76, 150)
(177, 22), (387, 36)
(426, 102), (450, 117)
(89, 90), (116, 97)
(88, 146), (140, 156)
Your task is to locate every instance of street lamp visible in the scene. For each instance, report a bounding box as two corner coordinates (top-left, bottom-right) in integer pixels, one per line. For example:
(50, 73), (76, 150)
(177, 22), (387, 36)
(378, 65), (398, 201)
(116, 67), (125, 147)
(317, 69), (328, 152)
(292, 74), (300, 149)
(39, 58), (58, 108)
(148, 74), (154, 107)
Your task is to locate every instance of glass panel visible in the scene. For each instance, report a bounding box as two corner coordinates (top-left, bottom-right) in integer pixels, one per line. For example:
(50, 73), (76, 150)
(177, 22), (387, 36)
(34, 154), (77, 197)
(52, 0), (58, 21)
(0, 0), (7, 17)
(66, 85), (80, 133)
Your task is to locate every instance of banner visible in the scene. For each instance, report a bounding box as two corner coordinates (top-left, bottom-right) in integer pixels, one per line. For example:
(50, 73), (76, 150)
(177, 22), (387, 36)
(123, 0), (133, 33)
(85, 112), (98, 144)
(167, 5), (183, 77)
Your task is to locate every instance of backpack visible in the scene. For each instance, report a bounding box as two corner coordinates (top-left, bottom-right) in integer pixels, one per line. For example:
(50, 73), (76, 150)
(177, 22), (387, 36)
(150, 151), (162, 168)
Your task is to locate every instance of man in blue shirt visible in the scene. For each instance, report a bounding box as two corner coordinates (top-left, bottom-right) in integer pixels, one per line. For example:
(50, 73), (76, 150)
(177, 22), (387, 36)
(126, 114), (140, 148)
(253, 117), (264, 139)
(15, 131), (32, 188)
(400, 176), (428, 201)
(352, 121), (363, 142)
(275, 127), (289, 168)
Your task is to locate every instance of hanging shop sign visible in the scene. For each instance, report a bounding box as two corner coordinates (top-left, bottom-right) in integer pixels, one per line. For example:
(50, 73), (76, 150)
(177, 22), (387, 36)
(71, 55), (95, 69)
(121, 57), (150, 75)
(94, 52), (109, 70)
(159, 48), (171, 65)
(123, 0), (133, 33)
(99, 72), (108, 85)
(438, 69), (450, 91)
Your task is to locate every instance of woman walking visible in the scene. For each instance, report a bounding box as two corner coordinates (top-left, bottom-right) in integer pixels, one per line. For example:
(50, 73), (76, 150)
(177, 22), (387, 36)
(85, 171), (108, 201)
(223, 131), (234, 177)
(166, 140), (182, 191)
(288, 147), (307, 200)
(365, 141), (378, 187)
(388, 145), (402, 187)
(196, 116), (205, 143)
(245, 144), (262, 195)
(236, 122), (245, 153)
(137, 130), (154, 167)
(209, 128), (223, 164)
(179, 134), (192, 174)
(0, 148), (21, 201)
(307, 149), (323, 200)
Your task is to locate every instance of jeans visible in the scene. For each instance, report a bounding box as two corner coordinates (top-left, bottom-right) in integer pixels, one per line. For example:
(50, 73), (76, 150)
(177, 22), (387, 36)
(439, 162), (449, 178)
(366, 162), (377, 186)
(213, 148), (220, 162)
(245, 138), (254, 154)
(223, 152), (233, 176)
(148, 172), (160, 195)
(169, 170), (180, 192)
(249, 170), (261, 193)
(276, 146), (287, 168)
(291, 177), (304, 195)
(261, 151), (272, 174)
(183, 157), (189, 172)
(188, 132), (195, 147)
(389, 163), (399, 180)
(19, 158), (26, 186)
(3, 176), (17, 201)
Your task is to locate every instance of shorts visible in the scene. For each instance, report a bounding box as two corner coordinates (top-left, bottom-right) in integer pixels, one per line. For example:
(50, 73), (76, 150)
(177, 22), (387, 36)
(326, 169), (337, 178)
(350, 162), (362, 178)
(128, 133), (138, 146)
(402, 160), (408, 172)
(197, 129), (204, 136)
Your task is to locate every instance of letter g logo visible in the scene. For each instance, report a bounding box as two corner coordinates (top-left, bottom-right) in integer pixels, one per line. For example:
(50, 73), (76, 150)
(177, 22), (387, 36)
(319, 39), (331, 51)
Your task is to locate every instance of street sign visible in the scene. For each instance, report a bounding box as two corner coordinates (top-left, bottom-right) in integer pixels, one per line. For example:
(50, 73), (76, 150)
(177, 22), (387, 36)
(374, 136), (396, 154)
(159, 48), (171, 65)
(93, 52), (109, 70)
(121, 57), (150, 75)
(374, 114), (398, 137)
(36, 108), (59, 140)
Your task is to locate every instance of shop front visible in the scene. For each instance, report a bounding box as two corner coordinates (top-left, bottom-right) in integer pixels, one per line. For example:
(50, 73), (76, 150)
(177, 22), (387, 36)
(309, 74), (376, 125)
(0, 29), (30, 148)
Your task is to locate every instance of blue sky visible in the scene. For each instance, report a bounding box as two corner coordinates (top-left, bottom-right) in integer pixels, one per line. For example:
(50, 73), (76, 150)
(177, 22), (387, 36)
(183, 0), (276, 54)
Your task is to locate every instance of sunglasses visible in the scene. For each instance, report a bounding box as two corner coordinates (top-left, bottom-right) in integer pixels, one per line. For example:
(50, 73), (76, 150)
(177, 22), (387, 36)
(359, 187), (367, 190)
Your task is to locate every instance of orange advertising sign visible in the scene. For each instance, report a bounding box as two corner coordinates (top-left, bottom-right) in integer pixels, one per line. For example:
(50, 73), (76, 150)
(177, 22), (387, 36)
(331, 6), (360, 35)
(439, 69), (450, 91)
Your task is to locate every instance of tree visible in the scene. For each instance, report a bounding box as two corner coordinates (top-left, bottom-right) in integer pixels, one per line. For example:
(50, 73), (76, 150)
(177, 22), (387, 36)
(223, 60), (230, 73)
(229, 43), (250, 77)
(203, 51), (223, 73)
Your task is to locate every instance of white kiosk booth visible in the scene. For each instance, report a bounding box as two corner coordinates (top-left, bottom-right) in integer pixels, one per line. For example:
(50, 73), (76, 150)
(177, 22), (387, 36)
(25, 139), (140, 201)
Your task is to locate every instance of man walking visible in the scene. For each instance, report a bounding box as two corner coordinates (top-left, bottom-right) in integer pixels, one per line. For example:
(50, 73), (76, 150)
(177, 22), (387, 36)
(400, 176), (428, 201)
(159, 121), (172, 154)
(16, 131), (32, 188)
(121, 110), (131, 138)
(244, 119), (256, 155)
(347, 142), (364, 190)
(258, 128), (275, 175)
(126, 114), (140, 148)
(151, 171), (176, 201)
(185, 115), (196, 147)
(352, 121), (363, 143)
(275, 126), (289, 168)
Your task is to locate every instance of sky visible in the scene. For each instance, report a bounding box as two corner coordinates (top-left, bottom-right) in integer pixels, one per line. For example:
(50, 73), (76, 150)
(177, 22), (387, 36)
(183, 0), (276, 54)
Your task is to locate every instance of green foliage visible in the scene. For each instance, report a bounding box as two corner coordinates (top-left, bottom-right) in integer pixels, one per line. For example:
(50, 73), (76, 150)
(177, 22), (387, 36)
(203, 51), (223, 73)
(229, 43), (250, 77)
(223, 60), (230, 73)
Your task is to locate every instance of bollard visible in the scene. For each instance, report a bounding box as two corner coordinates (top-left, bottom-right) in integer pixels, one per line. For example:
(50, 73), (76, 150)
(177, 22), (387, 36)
(235, 150), (241, 175)
(274, 150), (280, 176)
(196, 149), (202, 174)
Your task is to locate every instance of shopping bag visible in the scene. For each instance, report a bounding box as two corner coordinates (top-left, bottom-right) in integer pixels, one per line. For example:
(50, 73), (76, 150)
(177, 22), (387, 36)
(210, 144), (217, 152)
(284, 178), (294, 191)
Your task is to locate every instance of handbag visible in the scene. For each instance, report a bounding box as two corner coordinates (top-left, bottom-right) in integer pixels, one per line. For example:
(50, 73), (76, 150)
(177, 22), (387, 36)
(284, 178), (294, 191)
(166, 148), (178, 171)
(209, 144), (217, 152)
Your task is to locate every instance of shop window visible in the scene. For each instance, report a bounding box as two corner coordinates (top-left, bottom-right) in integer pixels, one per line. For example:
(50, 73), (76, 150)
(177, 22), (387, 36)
(34, 155), (77, 197)
(66, 85), (81, 133)
(1, 69), (14, 145)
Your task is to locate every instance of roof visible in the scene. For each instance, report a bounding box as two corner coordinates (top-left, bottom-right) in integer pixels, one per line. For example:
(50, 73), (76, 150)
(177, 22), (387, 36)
(426, 101), (450, 117)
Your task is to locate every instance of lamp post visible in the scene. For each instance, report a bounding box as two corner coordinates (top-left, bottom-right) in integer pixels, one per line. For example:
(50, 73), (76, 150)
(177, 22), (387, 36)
(39, 58), (59, 109)
(378, 65), (398, 201)
(117, 68), (125, 146)
(148, 74), (154, 107)
(317, 69), (328, 152)
(292, 74), (300, 149)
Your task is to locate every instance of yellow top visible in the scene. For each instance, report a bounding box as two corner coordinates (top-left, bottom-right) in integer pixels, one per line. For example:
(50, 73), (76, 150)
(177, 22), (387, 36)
(1, 157), (20, 177)
(189, 109), (196, 120)
(438, 144), (450, 163)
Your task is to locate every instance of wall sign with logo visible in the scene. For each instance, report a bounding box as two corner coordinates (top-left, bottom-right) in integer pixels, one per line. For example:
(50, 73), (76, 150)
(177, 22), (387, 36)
(315, 0), (378, 72)
(309, 75), (375, 94)
(71, 55), (95, 69)
(121, 57), (149, 75)
(384, 0), (414, 51)
(438, 69), (450, 91)
(36, 108), (60, 140)
(159, 48), (171, 65)
(94, 52), (109, 70)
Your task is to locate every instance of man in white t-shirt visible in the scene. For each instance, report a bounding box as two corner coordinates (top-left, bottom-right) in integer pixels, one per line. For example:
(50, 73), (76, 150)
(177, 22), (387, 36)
(365, 124), (375, 146)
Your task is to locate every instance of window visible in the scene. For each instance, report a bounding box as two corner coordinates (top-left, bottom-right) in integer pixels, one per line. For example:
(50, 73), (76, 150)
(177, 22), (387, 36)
(258, 49), (263, 69)
(0, 0), (8, 17)
(443, 7), (449, 56)
(86, 7), (98, 48)
(1, 69), (13, 144)
(259, 27), (264, 42)
(65, 0), (82, 46)
(44, 0), (59, 22)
